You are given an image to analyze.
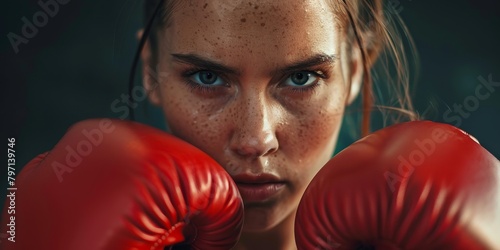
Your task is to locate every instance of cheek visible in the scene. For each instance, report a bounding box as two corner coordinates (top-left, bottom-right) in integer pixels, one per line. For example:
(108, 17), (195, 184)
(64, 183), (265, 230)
(282, 85), (346, 159)
(279, 83), (347, 186)
(158, 84), (231, 161)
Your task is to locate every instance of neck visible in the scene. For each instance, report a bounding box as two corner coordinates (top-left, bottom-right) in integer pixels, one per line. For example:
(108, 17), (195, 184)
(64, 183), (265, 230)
(233, 209), (297, 250)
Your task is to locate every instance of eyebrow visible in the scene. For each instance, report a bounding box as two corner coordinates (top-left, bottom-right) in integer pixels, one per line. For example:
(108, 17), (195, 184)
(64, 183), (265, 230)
(279, 53), (337, 74)
(170, 53), (337, 75)
(171, 53), (239, 74)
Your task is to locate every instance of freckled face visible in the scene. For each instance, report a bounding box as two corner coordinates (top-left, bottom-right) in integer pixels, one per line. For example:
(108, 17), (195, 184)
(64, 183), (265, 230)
(153, 0), (350, 231)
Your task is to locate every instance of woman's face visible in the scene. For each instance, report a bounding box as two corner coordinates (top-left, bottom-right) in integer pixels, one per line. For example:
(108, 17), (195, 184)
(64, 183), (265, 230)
(143, 0), (362, 232)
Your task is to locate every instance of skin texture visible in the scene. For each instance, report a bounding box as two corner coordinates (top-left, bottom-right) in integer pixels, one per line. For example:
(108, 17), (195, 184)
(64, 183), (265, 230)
(141, 0), (364, 249)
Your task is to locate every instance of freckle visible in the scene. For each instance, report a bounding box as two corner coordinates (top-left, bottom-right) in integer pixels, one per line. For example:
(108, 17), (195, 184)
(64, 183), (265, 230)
(241, 18), (246, 22)
(203, 3), (208, 9)
(238, 36), (241, 39)
(218, 19), (221, 22)
(261, 23), (265, 27)
(254, 5), (259, 9)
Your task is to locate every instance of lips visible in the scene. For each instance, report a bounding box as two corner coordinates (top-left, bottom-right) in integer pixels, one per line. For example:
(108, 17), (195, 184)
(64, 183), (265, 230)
(232, 173), (286, 203)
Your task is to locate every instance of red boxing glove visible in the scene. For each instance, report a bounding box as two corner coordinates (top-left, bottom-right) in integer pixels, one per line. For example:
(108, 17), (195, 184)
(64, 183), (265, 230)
(1, 119), (243, 250)
(295, 121), (500, 249)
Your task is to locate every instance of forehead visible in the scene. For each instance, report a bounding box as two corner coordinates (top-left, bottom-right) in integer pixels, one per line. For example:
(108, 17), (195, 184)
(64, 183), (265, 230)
(161, 0), (342, 67)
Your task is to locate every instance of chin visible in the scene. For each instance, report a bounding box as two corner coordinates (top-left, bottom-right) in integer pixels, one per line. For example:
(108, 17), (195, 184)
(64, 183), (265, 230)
(241, 201), (294, 233)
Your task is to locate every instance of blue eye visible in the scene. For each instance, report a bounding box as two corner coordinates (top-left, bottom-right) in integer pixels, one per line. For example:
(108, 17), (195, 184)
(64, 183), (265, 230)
(284, 71), (318, 87)
(190, 70), (224, 86)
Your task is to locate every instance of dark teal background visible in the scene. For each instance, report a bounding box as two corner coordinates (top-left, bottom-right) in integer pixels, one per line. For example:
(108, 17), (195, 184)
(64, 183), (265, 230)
(1, 0), (499, 201)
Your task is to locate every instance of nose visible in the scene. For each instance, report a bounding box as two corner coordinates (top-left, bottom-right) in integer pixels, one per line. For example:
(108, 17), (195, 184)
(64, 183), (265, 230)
(229, 94), (279, 159)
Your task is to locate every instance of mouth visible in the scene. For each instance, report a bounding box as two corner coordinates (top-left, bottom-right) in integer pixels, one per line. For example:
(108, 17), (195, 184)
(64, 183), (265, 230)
(232, 173), (286, 203)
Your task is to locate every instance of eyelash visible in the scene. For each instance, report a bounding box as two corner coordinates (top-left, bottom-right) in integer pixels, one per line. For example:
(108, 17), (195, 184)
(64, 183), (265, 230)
(181, 68), (328, 94)
(285, 71), (326, 94)
(181, 67), (226, 94)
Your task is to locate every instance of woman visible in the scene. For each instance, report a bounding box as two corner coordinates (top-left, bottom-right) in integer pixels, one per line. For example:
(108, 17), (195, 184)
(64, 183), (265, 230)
(135, 0), (416, 249)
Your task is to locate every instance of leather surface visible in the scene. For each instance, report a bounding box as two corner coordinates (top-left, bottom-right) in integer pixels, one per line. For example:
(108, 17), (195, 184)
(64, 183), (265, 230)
(295, 121), (500, 250)
(1, 119), (243, 250)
